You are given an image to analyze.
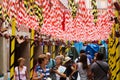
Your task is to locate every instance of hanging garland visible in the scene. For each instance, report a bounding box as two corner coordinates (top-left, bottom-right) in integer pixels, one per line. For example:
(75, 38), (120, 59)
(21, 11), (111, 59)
(24, 0), (43, 27)
(32, 3), (43, 27)
(114, 1), (120, 37)
(41, 0), (114, 42)
(1, 0), (114, 42)
(2, 0), (39, 29)
(91, 0), (98, 23)
(0, 4), (10, 23)
(23, 0), (29, 10)
(0, 4), (2, 18)
(0, 4), (4, 28)
(68, 0), (78, 18)
(3, 9), (10, 22)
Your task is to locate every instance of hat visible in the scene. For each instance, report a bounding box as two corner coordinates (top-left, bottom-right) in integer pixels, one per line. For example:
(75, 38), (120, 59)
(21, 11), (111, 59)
(46, 52), (51, 55)
(55, 56), (62, 60)
(63, 57), (71, 64)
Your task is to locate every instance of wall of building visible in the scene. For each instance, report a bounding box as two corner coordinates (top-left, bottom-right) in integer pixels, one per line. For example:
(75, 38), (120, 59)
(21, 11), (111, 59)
(0, 37), (4, 74)
(0, 37), (9, 79)
(34, 46), (43, 65)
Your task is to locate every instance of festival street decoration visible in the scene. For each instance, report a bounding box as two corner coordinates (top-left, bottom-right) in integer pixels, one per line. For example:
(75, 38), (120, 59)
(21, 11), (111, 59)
(1, 0), (114, 42)
(24, 0), (43, 27)
(41, 0), (114, 41)
(3, 0), (39, 30)
(91, 0), (98, 23)
(68, 0), (78, 18)
(0, 4), (2, 18)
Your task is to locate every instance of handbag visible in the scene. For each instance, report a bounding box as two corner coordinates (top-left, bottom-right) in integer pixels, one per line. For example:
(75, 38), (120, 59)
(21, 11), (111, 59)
(96, 62), (110, 80)
(96, 62), (107, 74)
(71, 71), (81, 80)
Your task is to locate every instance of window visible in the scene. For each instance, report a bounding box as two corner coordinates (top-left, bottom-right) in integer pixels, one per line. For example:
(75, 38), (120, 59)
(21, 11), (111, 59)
(97, 0), (108, 9)
(85, 0), (114, 9)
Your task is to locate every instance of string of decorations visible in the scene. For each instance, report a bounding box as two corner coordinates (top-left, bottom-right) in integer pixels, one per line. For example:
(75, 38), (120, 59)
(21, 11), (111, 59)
(41, 0), (114, 41)
(1, 0), (115, 42)
(113, 1), (120, 37)
(2, 0), (39, 29)
(0, 4), (2, 18)
(3, 9), (10, 22)
(24, 0), (43, 27)
(0, 4), (10, 22)
(91, 0), (98, 23)
(68, 0), (78, 18)
(0, 29), (108, 47)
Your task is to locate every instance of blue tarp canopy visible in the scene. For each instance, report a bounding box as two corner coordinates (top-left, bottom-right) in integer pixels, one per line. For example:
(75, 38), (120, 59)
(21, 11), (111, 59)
(86, 44), (99, 59)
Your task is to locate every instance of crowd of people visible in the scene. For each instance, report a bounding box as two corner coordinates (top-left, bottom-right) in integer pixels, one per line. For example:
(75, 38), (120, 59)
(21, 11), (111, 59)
(14, 50), (110, 80)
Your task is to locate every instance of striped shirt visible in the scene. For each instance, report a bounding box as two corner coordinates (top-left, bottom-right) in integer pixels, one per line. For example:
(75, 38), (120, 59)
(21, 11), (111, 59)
(35, 65), (50, 80)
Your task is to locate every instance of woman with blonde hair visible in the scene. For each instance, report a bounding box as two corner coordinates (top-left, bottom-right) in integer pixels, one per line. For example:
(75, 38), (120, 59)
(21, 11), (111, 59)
(15, 57), (28, 80)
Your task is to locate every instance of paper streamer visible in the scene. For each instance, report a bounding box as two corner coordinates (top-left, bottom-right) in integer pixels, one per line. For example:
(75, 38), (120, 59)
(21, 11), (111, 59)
(68, 0), (77, 18)
(91, 0), (98, 23)
(2, 0), (115, 42)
